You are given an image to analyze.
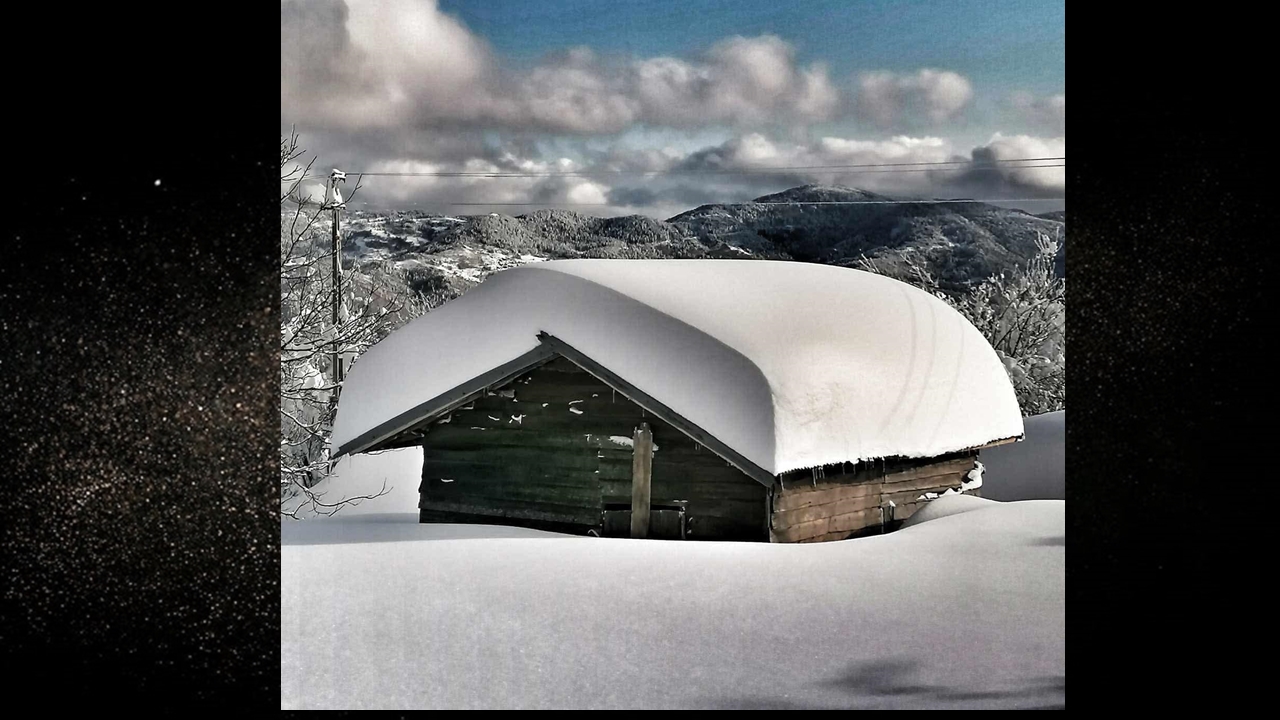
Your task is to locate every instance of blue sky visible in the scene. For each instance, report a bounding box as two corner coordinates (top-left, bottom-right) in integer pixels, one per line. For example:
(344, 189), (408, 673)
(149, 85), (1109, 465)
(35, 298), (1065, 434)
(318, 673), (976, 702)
(282, 0), (1065, 215)
(442, 0), (1063, 93)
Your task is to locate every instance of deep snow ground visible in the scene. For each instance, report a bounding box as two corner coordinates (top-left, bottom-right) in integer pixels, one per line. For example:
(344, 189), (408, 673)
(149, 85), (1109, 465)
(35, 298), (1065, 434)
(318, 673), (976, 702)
(282, 497), (1063, 709)
(281, 413), (1064, 709)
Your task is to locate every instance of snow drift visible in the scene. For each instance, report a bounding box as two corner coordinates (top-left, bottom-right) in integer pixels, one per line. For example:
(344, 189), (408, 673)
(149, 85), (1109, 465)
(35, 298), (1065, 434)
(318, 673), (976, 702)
(282, 498), (1064, 709)
(331, 260), (1023, 475)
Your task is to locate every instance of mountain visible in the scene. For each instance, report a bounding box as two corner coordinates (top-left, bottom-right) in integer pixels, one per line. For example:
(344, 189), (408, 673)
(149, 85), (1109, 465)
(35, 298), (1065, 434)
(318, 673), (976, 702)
(669, 185), (1064, 291)
(313, 184), (1065, 298)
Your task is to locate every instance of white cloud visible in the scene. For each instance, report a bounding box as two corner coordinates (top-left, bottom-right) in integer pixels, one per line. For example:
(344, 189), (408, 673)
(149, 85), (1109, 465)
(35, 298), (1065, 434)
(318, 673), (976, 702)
(818, 134), (950, 160)
(856, 69), (974, 128)
(280, 3), (1061, 216)
(604, 132), (956, 217)
(510, 48), (639, 134)
(968, 133), (1065, 193)
(669, 132), (957, 193)
(283, 2), (840, 134)
(329, 129), (1068, 218)
(565, 181), (609, 205)
(349, 153), (612, 211)
(281, 0), (499, 130)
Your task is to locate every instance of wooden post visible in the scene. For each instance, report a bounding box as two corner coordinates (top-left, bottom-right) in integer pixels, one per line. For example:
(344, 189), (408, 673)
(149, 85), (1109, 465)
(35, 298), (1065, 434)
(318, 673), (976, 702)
(630, 422), (653, 538)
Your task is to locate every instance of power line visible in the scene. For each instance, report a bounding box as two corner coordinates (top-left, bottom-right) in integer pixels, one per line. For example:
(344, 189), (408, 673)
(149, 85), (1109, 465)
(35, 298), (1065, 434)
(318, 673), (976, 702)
(368, 198), (1065, 207)
(348, 157), (1065, 178)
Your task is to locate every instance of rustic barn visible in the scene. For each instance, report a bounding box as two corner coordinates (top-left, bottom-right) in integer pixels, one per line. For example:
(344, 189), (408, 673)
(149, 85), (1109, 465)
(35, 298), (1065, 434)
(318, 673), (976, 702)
(330, 259), (1024, 543)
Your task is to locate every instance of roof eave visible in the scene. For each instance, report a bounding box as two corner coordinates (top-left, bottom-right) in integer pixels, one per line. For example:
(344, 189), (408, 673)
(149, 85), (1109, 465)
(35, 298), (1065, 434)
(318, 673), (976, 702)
(331, 332), (780, 488)
(330, 343), (559, 459)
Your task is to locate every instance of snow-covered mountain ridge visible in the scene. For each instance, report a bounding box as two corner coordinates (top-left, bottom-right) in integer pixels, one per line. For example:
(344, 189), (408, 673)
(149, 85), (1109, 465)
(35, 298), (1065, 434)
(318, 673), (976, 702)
(301, 184), (1065, 298)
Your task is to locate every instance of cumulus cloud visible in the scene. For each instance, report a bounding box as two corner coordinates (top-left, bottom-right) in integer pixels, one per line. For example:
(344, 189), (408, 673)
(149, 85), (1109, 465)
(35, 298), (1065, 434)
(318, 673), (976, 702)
(1010, 92), (1066, 134)
(666, 132), (956, 194)
(340, 152), (616, 213)
(281, 2), (1061, 217)
(855, 69), (974, 128)
(620, 132), (1056, 217)
(633, 35), (840, 127)
(282, 0), (841, 134)
(595, 136), (936, 217)
(945, 133), (1065, 196)
(281, 0), (498, 130)
(313, 128), (1064, 218)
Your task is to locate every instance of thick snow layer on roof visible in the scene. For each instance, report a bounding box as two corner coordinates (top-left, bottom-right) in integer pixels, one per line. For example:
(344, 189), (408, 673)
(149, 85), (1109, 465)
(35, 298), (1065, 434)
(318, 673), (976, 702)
(331, 259), (1023, 474)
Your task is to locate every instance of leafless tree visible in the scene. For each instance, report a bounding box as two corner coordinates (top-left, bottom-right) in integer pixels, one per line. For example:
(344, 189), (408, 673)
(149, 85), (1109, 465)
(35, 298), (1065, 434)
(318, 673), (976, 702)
(279, 130), (444, 517)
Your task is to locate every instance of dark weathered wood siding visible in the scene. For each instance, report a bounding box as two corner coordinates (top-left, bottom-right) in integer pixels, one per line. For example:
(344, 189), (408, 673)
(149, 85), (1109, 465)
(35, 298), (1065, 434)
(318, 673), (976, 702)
(769, 452), (980, 543)
(418, 356), (768, 540)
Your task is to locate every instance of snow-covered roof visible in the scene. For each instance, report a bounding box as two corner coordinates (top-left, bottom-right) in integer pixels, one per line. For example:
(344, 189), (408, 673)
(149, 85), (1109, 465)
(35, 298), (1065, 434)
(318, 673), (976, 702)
(331, 259), (1023, 475)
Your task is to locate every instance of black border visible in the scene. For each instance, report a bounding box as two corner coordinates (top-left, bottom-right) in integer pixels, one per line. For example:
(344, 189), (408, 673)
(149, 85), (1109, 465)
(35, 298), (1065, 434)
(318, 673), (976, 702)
(0, 2), (1267, 711)
(3, 6), (279, 710)
(1067, 10), (1270, 703)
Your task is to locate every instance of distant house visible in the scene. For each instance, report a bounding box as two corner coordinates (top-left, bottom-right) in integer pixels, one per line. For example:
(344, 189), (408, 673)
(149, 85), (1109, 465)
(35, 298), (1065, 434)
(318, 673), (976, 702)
(330, 259), (1023, 543)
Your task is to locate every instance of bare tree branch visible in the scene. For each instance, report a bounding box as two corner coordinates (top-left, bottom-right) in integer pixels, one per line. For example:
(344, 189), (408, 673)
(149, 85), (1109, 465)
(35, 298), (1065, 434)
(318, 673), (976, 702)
(279, 132), (452, 517)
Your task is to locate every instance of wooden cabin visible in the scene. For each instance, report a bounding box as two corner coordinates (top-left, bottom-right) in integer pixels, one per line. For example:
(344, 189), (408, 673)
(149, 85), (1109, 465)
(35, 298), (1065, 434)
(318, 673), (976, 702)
(330, 259), (1024, 543)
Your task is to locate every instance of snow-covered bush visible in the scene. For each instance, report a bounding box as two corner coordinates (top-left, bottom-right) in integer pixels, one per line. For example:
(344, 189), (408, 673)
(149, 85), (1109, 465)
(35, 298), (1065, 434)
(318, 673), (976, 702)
(955, 233), (1064, 415)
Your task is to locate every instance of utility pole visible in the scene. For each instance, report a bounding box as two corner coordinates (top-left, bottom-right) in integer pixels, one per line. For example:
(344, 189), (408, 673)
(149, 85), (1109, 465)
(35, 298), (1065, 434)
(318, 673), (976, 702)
(324, 169), (348, 396)
(315, 169), (348, 482)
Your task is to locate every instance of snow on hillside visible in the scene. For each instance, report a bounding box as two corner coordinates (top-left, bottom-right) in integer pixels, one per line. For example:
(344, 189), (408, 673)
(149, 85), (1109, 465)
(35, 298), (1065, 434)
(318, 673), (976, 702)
(289, 186), (1066, 302)
(282, 496), (1064, 709)
(980, 411), (1064, 501)
(421, 245), (549, 283)
(667, 184), (1065, 290)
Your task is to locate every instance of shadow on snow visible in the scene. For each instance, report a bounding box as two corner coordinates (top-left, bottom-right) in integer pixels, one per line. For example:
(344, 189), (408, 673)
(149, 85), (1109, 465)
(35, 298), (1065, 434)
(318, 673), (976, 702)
(709, 658), (1064, 709)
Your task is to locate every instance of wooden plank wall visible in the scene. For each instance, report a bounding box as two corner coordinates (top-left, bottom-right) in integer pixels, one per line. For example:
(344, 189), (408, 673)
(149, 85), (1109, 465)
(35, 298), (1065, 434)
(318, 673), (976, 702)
(419, 356), (768, 540)
(769, 453), (979, 543)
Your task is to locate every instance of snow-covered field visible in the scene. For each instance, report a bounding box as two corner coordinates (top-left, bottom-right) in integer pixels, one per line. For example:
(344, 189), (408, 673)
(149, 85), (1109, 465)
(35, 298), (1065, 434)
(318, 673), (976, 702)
(282, 498), (1062, 709)
(281, 415), (1064, 709)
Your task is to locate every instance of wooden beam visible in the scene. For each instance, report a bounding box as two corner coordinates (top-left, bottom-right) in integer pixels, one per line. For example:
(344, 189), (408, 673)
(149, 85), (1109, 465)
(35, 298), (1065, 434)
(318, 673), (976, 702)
(631, 422), (653, 538)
